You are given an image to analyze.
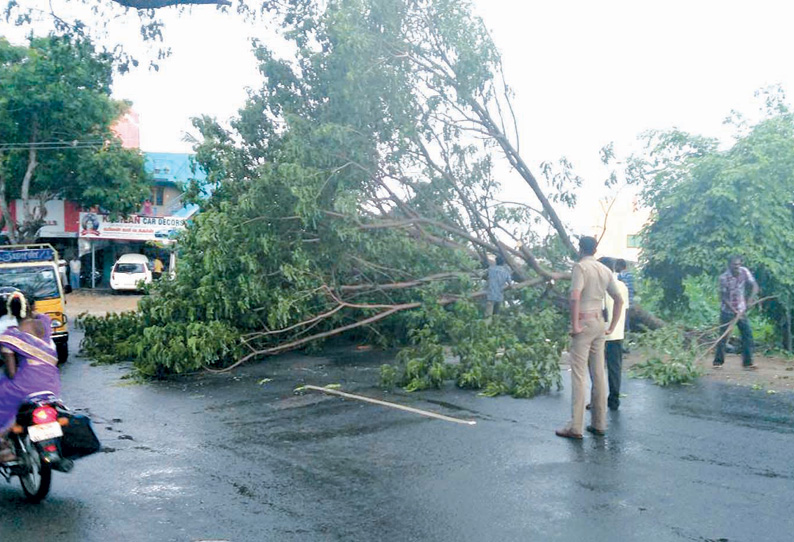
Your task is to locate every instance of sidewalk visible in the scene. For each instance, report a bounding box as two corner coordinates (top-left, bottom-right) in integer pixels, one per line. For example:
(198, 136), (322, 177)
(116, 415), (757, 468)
(65, 289), (142, 319)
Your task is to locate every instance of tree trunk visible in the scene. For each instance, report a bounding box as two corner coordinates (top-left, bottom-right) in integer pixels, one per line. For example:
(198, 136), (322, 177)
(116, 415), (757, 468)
(21, 144), (37, 222)
(18, 129), (41, 243)
(465, 100), (578, 258)
(0, 165), (17, 244)
(629, 304), (665, 331)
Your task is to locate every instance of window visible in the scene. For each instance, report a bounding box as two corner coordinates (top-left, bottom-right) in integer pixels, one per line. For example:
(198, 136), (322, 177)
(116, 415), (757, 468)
(627, 234), (642, 248)
(153, 186), (165, 206)
(115, 263), (145, 274)
(0, 266), (59, 300)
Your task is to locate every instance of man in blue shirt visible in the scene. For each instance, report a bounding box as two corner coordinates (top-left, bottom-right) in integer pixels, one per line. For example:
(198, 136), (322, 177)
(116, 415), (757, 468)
(485, 255), (512, 317)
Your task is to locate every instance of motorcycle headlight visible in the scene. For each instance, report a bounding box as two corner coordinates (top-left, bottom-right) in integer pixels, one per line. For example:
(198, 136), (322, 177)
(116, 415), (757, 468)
(51, 319), (63, 328)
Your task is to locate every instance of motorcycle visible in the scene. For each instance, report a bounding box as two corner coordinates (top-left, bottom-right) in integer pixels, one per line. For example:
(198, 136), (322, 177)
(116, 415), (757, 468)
(0, 391), (99, 503)
(79, 267), (103, 288)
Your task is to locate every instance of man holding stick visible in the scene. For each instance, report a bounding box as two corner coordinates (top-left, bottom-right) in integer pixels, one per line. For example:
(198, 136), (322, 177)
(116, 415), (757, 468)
(713, 255), (759, 370)
(556, 237), (623, 439)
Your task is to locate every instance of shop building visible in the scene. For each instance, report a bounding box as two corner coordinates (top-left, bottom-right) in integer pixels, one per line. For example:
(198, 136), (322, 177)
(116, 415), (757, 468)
(2, 152), (204, 287)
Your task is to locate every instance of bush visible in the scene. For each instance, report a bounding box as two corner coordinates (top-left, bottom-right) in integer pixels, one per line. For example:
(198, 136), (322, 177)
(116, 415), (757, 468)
(751, 315), (778, 353)
(629, 326), (702, 386)
(79, 312), (144, 365)
(380, 295), (567, 398)
(133, 320), (245, 377)
(680, 274), (720, 329)
(641, 273), (780, 352)
(79, 310), (244, 378)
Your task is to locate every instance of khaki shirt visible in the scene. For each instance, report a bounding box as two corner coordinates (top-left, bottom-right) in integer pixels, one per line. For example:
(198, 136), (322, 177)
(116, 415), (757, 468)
(605, 275), (629, 341)
(570, 256), (620, 313)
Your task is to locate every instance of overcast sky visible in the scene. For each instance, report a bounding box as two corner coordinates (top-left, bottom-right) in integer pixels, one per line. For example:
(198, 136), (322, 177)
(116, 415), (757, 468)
(4, 0), (794, 231)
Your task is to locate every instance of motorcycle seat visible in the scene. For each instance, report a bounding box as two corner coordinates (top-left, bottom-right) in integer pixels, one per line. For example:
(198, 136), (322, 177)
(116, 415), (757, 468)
(23, 391), (57, 402)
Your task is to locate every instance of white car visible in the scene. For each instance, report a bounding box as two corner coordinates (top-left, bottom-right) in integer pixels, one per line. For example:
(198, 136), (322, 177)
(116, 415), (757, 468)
(110, 254), (153, 292)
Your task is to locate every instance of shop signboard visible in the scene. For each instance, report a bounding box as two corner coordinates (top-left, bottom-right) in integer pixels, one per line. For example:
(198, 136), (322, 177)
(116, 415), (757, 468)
(0, 247), (56, 263)
(78, 212), (186, 242)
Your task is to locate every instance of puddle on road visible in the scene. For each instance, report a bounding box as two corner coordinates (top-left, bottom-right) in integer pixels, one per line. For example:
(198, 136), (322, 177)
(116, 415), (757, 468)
(267, 417), (427, 445)
(130, 466), (192, 500)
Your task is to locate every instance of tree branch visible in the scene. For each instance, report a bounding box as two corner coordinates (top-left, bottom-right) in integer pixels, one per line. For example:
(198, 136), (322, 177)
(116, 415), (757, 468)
(338, 272), (475, 293)
(211, 302), (423, 373)
(113, 0), (231, 8)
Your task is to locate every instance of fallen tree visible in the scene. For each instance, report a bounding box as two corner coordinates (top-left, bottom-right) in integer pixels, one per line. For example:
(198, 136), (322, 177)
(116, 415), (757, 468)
(82, 0), (605, 391)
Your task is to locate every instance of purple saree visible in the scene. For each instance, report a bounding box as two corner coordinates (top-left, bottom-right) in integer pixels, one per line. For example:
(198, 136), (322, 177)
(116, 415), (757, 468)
(0, 326), (60, 432)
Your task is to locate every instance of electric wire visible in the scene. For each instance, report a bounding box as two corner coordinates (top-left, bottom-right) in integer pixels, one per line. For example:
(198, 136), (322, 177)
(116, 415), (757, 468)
(0, 140), (107, 152)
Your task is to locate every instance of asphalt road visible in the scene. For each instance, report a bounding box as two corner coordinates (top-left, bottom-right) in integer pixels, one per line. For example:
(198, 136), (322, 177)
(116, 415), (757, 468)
(1, 330), (793, 542)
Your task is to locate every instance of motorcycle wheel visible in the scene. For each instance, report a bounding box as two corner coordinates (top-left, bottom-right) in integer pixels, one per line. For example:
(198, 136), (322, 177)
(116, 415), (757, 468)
(56, 341), (69, 365)
(17, 436), (52, 503)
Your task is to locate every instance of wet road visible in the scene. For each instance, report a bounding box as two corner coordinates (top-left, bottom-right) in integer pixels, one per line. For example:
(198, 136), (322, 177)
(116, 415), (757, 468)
(1, 330), (793, 542)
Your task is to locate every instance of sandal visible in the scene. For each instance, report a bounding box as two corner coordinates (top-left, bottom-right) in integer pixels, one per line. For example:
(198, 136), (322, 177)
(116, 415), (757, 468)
(555, 428), (583, 440)
(744, 364), (758, 370)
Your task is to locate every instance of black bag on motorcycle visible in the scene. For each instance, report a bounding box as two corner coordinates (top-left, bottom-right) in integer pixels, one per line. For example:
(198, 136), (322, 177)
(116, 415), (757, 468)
(60, 413), (101, 460)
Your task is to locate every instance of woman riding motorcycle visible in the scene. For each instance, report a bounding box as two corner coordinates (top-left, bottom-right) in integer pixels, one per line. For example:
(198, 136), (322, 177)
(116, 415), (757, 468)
(0, 292), (61, 462)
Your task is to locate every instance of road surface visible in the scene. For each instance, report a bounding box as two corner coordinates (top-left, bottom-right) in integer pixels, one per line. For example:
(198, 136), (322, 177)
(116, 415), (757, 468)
(1, 330), (792, 541)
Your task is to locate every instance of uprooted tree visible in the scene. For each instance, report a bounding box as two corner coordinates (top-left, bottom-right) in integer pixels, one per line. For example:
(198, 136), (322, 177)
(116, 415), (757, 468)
(82, 0), (614, 394)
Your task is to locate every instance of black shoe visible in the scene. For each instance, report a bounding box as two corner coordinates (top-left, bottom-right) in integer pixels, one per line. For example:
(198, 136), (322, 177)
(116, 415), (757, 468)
(712, 363), (723, 369)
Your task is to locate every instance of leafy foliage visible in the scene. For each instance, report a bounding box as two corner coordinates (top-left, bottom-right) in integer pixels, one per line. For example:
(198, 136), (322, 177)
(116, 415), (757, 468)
(79, 312), (143, 366)
(641, 272), (780, 353)
(629, 326), (702, 386)
(382, 294), (568, 398)
(79, 304), (245, 377)
(82, 0), (575, 386)
(632, 90), (794, 348)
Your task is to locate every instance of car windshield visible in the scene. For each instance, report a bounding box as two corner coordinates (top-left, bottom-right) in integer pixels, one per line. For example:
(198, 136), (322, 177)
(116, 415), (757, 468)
(0, 265), (59, 300)
(116, 263), (145, 274)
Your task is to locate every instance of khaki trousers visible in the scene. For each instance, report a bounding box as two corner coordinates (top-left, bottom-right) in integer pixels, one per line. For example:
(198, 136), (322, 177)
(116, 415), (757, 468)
(567, 318), (607, 434)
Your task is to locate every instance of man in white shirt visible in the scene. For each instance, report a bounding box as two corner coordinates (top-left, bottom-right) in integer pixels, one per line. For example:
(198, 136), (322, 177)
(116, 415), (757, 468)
(599, 257), (629, 410)
(69, 256), (82, 290)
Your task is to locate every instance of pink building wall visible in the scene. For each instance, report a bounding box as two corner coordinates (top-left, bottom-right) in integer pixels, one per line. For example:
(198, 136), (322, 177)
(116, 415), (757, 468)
(112, 109), (141, 149)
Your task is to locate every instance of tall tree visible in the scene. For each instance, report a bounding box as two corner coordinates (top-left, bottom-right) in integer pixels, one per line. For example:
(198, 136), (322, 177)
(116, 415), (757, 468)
(632, 90), (794, 346)
(0, 35), (151, 242)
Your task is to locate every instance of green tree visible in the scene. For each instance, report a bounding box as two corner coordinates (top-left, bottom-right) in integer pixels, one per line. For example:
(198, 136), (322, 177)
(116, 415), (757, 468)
(82, 0), (578, 380)
(633, 90), (794, 347)
(0, 35), (150, 242)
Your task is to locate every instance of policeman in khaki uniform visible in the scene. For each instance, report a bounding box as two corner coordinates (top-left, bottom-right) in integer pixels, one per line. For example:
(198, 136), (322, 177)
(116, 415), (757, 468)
(556, 237), (623, 439)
